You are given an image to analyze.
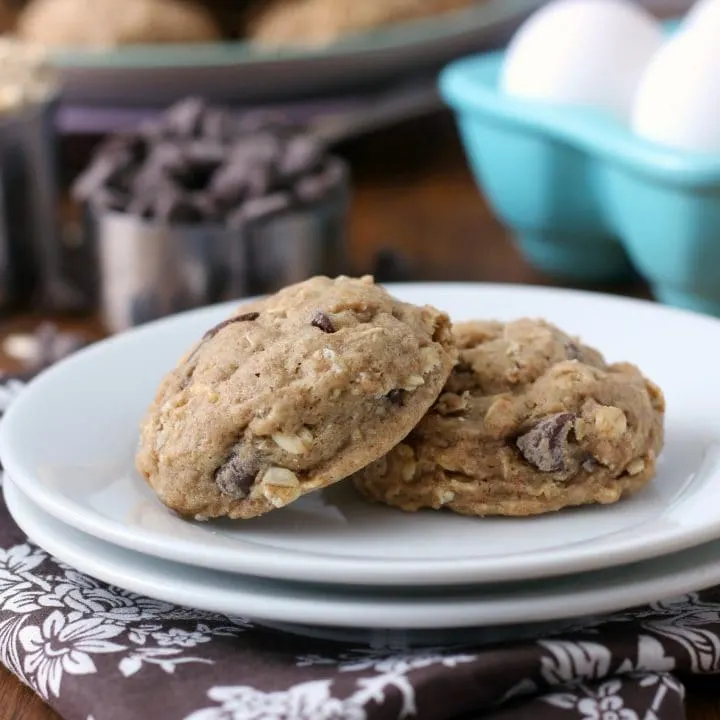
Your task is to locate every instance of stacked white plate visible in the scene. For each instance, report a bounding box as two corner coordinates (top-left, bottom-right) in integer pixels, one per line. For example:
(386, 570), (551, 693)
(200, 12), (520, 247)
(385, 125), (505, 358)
(3, 283), (720, 647)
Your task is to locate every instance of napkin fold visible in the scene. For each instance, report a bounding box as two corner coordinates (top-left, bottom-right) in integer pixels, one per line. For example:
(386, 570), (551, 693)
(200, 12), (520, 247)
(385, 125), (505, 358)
(0, 377), (718, 720)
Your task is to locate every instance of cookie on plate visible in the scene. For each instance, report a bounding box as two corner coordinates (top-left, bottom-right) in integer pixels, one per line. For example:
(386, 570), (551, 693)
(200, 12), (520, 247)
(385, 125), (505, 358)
(354, 319), (665, 517)
(136, 275), (456, 520)
(245, 0), (475, 46)
(17, 0), (221, 47)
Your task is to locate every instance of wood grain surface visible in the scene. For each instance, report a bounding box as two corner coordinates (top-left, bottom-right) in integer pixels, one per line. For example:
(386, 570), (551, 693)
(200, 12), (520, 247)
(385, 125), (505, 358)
(0, 113), (716, 719)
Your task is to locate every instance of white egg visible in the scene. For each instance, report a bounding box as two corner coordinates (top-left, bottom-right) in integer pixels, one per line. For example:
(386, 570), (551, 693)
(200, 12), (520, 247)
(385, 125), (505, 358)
(681, 0), (720, 34)
(500, 0), (664, 120)
(632, 31), (720, 152)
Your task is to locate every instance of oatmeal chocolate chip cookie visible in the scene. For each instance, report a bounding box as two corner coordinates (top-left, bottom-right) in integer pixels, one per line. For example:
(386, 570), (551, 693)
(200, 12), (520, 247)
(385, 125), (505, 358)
(245, 0), (475, 46)
(136, 275), (456, 520)
(18, 0), (221, 48)
(354, 319), (665, 517)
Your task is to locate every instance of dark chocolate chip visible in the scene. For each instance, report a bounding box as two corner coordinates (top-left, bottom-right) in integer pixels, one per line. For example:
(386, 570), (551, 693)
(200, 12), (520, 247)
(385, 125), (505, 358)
(310, 311), (336, 334)
(209, 164), (256, 204)
(278, 135), (324, 178)
(203, 312), (260, 341)
(214, 451), (259, 499)
(126, 193), (155, 219)
(164, 97), (207, 138)
(92, 187), (130, 212)
(154, 191), (204, 224)
(565, 341), (581, 360)
(148, 142), (188, 173)
(230, 133), (282, 167)
(193, 192), (223, 222)
(516, 412), (577, 473)
(245, 164), (275, 198)
(187, 140), (226, 167)
(236, 110), (296, 136)
(72, 151), (134, 202)
(386, 389), (405, 406)
(202, 108), (236, 142)
(229, 193), (291, 226)
(294, 160), (345, 203)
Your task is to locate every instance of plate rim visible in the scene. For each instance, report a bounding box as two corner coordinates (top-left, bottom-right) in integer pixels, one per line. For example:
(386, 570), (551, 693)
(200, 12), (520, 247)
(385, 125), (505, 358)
(2, 281), (720, 587)
(5, 476), (720, 629)
(48, 0), (541, 70)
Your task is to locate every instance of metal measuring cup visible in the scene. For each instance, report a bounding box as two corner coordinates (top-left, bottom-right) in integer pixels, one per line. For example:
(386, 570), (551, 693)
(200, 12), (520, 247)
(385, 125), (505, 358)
(79, 85), (438, 332)
(86, 160), (350, 333)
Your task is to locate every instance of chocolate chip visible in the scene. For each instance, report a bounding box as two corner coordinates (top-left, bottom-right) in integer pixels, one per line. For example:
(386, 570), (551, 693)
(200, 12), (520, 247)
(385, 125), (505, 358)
(164, 97), (207, 138)
(148, 142), (188, 173)
(202, 312), (260, 341)
(386, 389), (405, 406)
(294, 160), (344, 203)
(230, 133), (282, 167)
(202, 108), (236, 142)
(72, 150), (134, 202)
(209, 162), (274, 205)
(310, 311), (336, 334)
(516, 412), (577, 473)
(565, 341), (581, 360)
(187, 140), (226, 167)
(154, 191), (204, 224)
(93, 187), (130, 212)
(214, 451), (259, 499)
(126, 193), (155, 218)
(278, 135), (324, 178)
(229, 193), (291, 225)
(236, 110), (296, 136)
(245, 165), (275, 198)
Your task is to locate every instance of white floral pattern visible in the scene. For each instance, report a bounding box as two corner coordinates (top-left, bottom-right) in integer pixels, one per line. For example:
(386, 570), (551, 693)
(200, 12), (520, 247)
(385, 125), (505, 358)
(20, 611), (125, 698)
(186, 681), (366, 720)
(545, 679), (639, 720)
(0, 539), (247, 700)
(190, 649), (478, 720)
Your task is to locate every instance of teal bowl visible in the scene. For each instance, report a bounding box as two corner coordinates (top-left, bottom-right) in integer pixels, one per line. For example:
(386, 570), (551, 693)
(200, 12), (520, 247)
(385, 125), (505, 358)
(439, 29), (720, 316)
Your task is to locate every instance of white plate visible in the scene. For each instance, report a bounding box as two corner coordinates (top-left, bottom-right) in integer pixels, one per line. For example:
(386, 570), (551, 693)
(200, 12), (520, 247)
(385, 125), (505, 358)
(6, 475), (720, 634)
(50, 0), (540, 106)
(2, 283), (720, 587)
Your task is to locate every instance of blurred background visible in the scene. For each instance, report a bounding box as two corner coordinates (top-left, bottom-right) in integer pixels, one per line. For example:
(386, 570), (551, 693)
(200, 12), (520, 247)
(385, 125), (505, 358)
(0, 0), (703, 374)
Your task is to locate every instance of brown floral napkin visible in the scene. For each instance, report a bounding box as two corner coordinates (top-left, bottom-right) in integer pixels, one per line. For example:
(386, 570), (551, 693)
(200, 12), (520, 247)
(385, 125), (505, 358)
(0, 374), (718, 720)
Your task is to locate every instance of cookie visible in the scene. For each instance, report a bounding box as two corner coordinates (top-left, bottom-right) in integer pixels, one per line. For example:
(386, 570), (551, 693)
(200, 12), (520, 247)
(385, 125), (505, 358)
(136, 275), (456, 520)
(245, 0), (475, 46)
(354, 319), (665, 517)
(0, 0), (22, 34)
(17, 0), (221, 47)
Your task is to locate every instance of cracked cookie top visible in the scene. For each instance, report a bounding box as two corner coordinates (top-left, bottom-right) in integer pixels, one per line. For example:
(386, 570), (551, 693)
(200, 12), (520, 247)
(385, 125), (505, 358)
(136, 275), (456, 520)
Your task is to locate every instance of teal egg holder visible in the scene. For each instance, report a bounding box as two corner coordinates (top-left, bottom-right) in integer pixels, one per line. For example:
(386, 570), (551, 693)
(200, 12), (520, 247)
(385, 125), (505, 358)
(439, 21), (720, 316)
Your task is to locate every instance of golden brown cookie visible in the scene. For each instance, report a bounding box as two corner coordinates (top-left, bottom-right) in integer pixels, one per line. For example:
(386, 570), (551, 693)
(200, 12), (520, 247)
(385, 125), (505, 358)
(136, 275), (456, 520)
(0, 0), (23, 34)
(17, 0), (221, 47)
(354, 319), (665, 517)
(245, 0), (475, 46)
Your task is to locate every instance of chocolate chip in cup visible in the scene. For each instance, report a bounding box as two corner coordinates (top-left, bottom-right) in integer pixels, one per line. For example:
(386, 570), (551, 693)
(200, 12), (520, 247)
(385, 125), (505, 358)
(73, 97), (351, 333)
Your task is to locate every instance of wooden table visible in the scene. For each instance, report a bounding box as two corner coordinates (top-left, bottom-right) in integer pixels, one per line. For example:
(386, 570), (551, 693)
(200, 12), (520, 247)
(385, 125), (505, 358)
(0, 113), (718, 719)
